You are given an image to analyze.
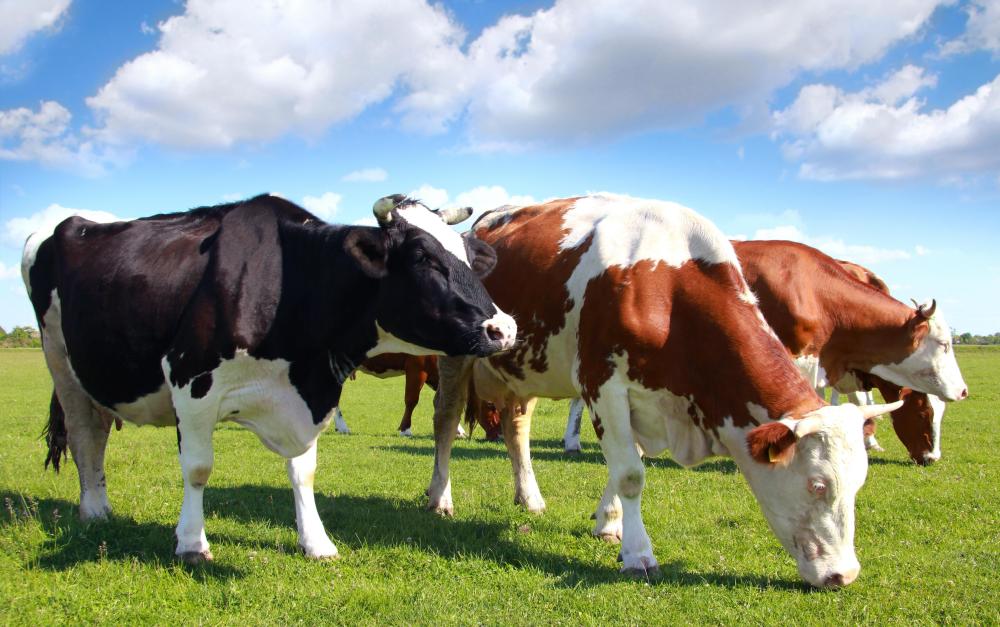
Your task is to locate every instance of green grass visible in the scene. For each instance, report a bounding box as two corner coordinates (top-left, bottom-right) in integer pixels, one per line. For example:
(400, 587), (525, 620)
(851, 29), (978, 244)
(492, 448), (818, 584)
(1, 347), (997, 625)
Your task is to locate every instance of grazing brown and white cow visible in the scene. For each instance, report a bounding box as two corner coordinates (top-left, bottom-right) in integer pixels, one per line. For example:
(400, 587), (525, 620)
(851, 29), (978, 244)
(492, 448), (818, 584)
(831, 259), (946, 464)
(426, 194), (902, 588)
(561, 248), (957, 465)
(24, 193), (516, 563)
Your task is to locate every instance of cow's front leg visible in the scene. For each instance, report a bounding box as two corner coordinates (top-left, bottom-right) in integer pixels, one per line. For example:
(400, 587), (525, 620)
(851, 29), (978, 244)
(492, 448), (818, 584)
(175, 413), (215, 564)
(427, 356), (474, 515)
(590, 388), (658, 577)
(500, 398), (545, 513)
(287, 441), (338, 559)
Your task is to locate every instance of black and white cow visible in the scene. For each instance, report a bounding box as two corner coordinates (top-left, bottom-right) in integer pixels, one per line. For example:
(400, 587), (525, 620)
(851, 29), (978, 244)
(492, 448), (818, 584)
(22, 193), (516, 564)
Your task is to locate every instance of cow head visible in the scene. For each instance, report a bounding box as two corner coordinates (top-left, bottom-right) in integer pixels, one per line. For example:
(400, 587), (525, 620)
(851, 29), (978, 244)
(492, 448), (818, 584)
(741, 400), (903, 588)
(869, 300), (967, 402)
(346, 194), (516, 358)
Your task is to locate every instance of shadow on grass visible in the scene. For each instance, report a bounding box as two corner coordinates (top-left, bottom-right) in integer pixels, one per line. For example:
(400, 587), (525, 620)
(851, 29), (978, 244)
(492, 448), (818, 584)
(867, 456), (916, 467)
(0, 490), (244, 580)
(1, 486), (805, 591)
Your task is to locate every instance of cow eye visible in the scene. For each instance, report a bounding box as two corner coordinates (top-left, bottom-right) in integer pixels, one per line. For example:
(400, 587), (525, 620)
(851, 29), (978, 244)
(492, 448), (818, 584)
(808, 478), (828, 497)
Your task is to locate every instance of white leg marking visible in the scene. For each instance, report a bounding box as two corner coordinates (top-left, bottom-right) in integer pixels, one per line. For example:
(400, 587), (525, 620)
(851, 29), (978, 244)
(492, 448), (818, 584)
(287, 441), (338, 559)
(593, 477), (623, 543)
(591, 387), (658, 575)
(175, 409), (215, 561)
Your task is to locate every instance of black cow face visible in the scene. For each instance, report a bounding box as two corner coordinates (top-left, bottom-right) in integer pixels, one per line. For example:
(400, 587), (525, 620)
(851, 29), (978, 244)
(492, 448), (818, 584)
(345, 203), (515, 357)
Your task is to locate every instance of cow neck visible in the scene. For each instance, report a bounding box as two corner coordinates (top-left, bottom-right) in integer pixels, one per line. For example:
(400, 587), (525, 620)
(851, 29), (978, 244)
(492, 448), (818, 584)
(815, 276), (915, 382)
(272, 221), (380, 365)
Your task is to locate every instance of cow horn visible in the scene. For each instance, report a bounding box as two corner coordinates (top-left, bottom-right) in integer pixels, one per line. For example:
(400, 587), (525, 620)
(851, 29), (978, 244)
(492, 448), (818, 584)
(859, 400), (904, 420)
(373, 194), (406, 226)
(917, 299), (937, 319)
(792, 416), (825, 439)
(434, 206), (473, 225)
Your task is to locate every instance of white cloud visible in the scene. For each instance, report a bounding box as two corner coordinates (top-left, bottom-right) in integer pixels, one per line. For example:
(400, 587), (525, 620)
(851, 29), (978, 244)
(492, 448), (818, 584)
(3, 203), (120, 248)
(407, 184), (450, 209)
(772, 67), (1000, 180)
(352, 217), (378, 227)
(940, 0), (1000, 56)
(0, 0), (71, 56)
(0, 261), (20, 280)
(341, 167), (387, 183)
(140, 21), (155, 36)
(750, 224), (911, 265)
(86, 0), (464, 149)
(399, 0), (944, 148)
(221, 192), (244, 202)
(301, 191), (341, 221)
(0, 101), (119, 176)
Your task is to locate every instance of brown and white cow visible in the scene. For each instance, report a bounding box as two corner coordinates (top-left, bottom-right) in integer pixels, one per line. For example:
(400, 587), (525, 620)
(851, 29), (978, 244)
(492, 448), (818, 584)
(562, 249), (956, 465)
(355, 353), (445, 437)
(831, 259), (946, 464)
(426, 194), (902, 588)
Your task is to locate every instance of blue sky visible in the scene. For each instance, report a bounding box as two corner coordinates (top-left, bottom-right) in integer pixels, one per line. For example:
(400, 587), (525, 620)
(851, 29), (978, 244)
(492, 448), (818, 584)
(1, 0), (998, 333)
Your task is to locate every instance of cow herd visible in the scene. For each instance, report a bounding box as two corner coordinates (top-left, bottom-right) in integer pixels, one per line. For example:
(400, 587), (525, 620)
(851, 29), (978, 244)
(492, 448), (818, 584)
(20, 192), (967, 588)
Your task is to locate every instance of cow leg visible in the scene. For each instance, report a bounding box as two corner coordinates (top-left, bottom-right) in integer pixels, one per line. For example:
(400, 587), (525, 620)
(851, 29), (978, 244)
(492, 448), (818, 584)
(590, 389), (657, 577)
(41, 340), (114, 520)
(399, 363), (428, 436)
(58, 384), (113, 520)
(287, 441), (338, 559)
(592, 478), (623, 543)
(174, 412), (216, 564)
(563, 397), (584, 454)
(851, 390), (884, 451)
(500, 398), (545, 513)
(427, 356), (474, 516)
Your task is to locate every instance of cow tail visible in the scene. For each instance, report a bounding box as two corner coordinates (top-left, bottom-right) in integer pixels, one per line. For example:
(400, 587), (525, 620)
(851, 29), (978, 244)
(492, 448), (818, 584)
(42, 391), (68, 473)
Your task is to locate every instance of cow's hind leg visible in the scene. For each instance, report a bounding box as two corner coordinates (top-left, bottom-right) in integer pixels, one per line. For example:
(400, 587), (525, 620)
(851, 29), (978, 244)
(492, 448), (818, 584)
(51, 376), (112, 520)
(500, 398), (545, 513)
(287, 441), (338, 559)
(590, 386), (658, 577)
(563, 397), (584, 454)
(174, 410), (216, 564)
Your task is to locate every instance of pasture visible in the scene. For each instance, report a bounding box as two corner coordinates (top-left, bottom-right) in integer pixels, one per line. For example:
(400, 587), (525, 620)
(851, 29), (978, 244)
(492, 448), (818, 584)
(0, 347), (997, 625)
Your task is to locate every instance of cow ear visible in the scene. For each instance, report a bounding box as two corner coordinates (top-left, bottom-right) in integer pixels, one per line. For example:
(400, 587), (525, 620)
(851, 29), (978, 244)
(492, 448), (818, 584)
(747, 421), (797, 465)
(344, 228), (388, 278)
(464, 236), (497, 278)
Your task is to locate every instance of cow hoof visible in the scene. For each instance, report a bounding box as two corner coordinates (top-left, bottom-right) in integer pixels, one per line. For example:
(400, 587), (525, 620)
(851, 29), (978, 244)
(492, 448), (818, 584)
(596, 532), (622, 544)
(399, 428), (413, 438)
(564, 448), (581, 455)
(335, 427), (351, 435)
(302, 547), (340, 561)
(177, 550), (214, 565)
(621, 565), (661, 580)
(429, 503), (454, 517)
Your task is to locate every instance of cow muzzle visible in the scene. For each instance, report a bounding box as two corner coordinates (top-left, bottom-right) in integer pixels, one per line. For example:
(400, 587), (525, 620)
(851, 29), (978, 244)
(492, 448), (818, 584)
(479, 312), (517, 354)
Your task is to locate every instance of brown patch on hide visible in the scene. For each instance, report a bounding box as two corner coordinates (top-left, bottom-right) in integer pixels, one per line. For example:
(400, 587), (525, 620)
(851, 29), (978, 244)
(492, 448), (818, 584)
(576, 258), (820, 431)
(475, 199), (590, 380)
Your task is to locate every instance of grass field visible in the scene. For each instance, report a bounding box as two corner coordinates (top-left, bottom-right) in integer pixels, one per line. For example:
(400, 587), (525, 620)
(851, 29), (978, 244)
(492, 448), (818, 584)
(0, 347), (997, 625)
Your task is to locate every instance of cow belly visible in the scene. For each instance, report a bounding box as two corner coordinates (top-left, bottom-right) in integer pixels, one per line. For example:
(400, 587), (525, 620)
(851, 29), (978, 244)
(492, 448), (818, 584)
(627, 384), (718, 467)
(169, 352), (331, 459)
(359, 367), (403, 379)
(112, 385), (176, 427)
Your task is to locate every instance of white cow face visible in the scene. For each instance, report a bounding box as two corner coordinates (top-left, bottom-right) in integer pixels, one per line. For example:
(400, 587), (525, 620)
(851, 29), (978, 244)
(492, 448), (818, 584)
(870, 303), (968, 402)
(740, 402), (902, 588)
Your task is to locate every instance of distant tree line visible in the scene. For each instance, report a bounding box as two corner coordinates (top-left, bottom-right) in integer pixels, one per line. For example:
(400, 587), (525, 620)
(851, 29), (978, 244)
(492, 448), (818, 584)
(954, 331), (1000, 345)
(0, 326), (42, 348)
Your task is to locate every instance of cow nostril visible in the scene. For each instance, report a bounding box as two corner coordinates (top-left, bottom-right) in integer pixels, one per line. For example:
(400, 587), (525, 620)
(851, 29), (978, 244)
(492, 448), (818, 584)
(824, 573), (845, 589)
(959, 388), (968, 400)
(485, 324), (504, 342)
